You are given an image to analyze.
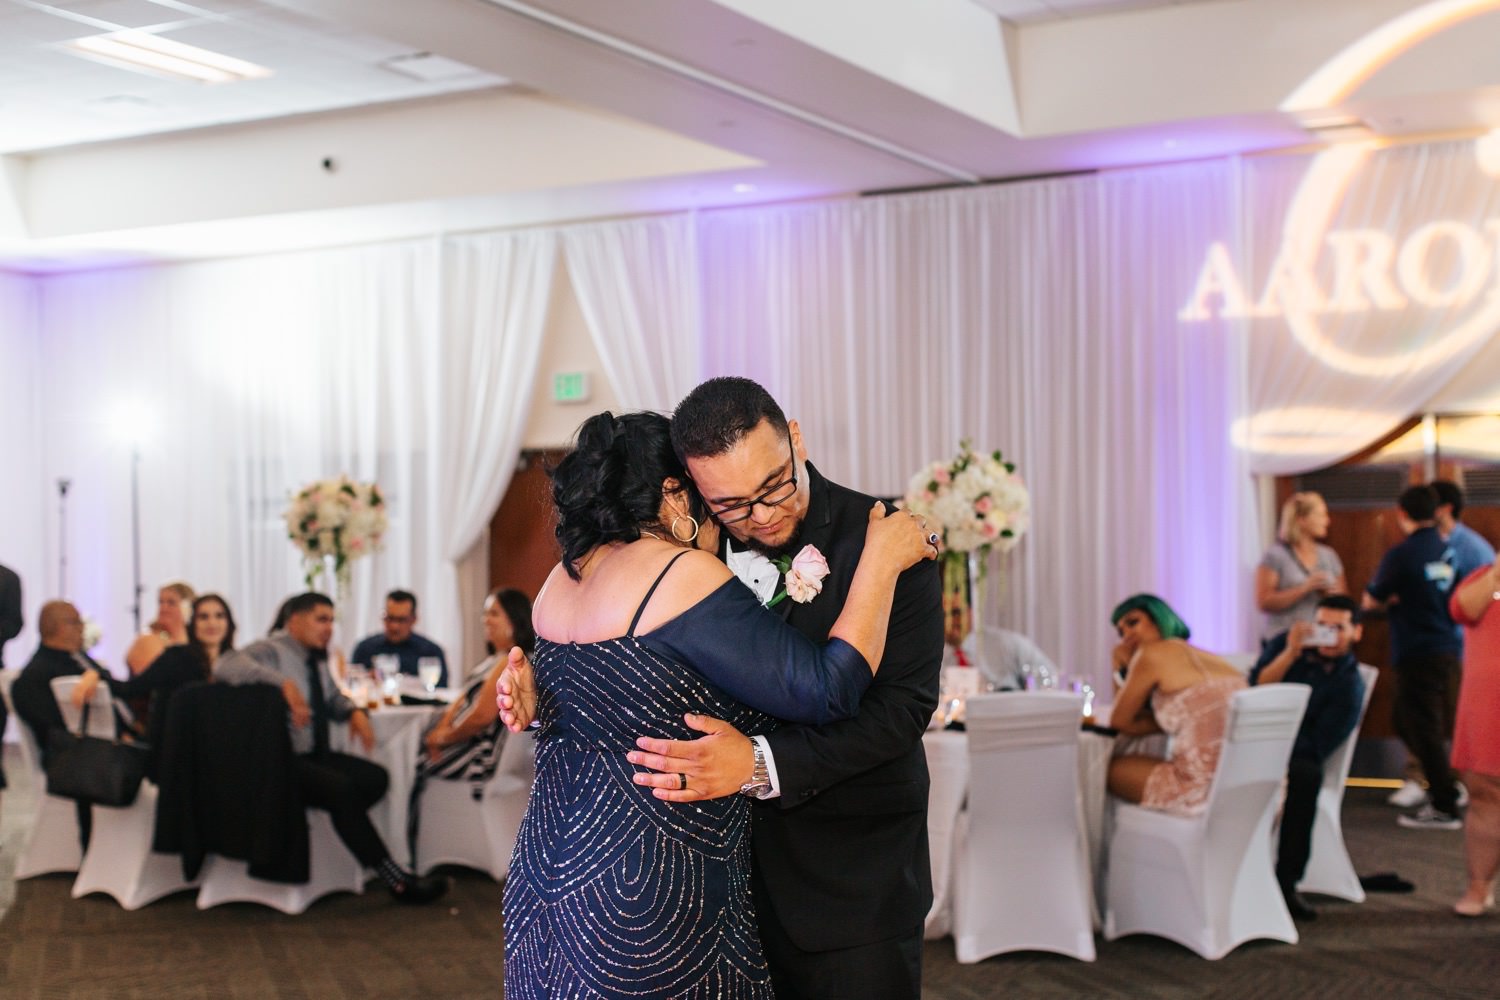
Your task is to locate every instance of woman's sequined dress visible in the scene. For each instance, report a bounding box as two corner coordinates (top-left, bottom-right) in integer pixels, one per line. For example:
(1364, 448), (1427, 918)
(503, 631), (776, 999)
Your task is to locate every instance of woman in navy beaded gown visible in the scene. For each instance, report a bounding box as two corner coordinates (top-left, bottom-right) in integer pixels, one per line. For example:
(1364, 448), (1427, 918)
(503, 412), (937, 1000)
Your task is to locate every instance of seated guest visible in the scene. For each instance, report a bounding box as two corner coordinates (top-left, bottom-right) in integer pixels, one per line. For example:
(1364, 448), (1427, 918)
(73, 594), (238, 758)
(0, 561), (21, 809)
(350, 589), (449, 688)
(215, 592), (447, 904)
(407, 588), (535, 861)
(13, 601), (123, 762)
(1107, 593), (1248, 815)
(967, 626), (1057, 690)
(1250, 595), (1367, 921)
(124, 581), (195, 674)
(12, 600), (131, 848)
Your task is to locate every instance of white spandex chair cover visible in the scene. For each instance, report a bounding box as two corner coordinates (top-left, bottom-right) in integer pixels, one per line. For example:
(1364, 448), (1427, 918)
(3, 671), (83, 878)
(1104, 683), (1310, 959)
(415, 730), (535, 880)
(952, 692), (1096, 962)
(1220, 652), (1259, 674)
(73, 780), (199, 909)
(195, 811), (365, 915)
(1296, 663), (1379, 902)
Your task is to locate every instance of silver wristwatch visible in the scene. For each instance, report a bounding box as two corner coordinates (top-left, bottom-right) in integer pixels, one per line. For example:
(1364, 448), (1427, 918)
(739, 740), (772, 798)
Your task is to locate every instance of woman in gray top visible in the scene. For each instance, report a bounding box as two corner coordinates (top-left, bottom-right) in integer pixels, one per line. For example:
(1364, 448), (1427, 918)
(1256, 491), (1346, 641)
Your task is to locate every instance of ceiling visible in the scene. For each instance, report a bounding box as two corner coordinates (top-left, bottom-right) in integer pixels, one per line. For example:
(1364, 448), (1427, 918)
(3, 0), (1500, 271)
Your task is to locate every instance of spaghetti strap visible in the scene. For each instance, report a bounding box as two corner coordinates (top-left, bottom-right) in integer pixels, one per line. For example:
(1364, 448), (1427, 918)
(628, 551), (692, 637)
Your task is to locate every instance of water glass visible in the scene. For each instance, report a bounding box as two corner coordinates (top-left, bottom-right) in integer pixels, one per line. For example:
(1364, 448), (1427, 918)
(418, 657), (442, 693)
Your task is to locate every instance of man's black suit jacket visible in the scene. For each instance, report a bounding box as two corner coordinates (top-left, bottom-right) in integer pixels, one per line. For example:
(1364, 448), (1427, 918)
(749, 462), (943, 952)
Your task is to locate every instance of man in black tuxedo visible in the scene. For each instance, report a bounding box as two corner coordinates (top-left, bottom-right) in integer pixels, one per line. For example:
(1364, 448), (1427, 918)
(627, 377), (943, 999)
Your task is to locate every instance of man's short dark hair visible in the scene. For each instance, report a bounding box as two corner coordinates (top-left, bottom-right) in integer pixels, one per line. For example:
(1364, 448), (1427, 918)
(671, 377), (789, 462)
(1431, 479), (1465, 519)
(1317, 593), (1361, 625)
(283, 592), (333, 619)
(1397, 485), (1438, 522)
(387, 589), (417, 613)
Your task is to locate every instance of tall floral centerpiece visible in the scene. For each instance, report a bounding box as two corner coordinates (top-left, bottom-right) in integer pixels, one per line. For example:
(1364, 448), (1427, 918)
(903, 441), (1030, 656)
(284, 475), (388, 600)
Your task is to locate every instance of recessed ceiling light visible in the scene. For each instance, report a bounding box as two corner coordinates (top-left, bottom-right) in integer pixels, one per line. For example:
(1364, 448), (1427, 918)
(381, 52), (499, 83)
(1293, 112), (1377, 143)
(732, 183), (756, 193)
(64, 31), (272, 84)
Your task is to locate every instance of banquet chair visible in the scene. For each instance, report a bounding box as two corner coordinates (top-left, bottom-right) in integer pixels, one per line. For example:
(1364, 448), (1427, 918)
(49, 675), (199, 908)
(73, 779), (200, 909)
(1295, 663), (1379, 902)
(951, 692), (1095, 962)
(3, 672), (84, 878)
(415, 731), (535, 881)
(150, 682), (364, 915)
(195, 813), (365, 915)
(1104, 684), (1310, 959)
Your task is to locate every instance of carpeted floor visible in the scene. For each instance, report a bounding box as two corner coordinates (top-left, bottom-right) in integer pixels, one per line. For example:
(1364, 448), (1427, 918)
(1, 744), (1495, 999)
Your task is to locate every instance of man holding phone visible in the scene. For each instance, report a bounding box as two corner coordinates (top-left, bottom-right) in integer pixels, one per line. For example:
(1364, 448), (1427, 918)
(1251, 594), (1367, 921)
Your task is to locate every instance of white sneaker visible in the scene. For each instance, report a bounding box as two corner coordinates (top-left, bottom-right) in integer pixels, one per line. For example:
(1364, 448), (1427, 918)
(1457, 782), (1470, 809)
(1387, 780), (1427, 808)
(1397, 803), (1463, 831)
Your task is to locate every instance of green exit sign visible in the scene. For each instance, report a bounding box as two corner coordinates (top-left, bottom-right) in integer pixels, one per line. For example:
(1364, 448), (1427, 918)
(552, 371), (591, 403)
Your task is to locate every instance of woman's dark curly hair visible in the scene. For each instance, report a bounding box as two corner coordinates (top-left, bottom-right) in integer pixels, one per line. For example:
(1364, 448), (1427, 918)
(552, 410), (706, 580)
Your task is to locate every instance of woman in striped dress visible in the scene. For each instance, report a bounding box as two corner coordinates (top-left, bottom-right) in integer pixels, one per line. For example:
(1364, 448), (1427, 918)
(407, 588), (534, 860)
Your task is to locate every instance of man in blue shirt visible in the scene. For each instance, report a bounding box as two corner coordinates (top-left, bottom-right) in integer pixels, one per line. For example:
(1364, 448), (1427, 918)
(1433, 479), (1497, 590)
(1363, 486), (1462, 830)
(349, 590), (449, 687)
(1387, 481), (1499, 810)
(1252, 595), (1366, 921)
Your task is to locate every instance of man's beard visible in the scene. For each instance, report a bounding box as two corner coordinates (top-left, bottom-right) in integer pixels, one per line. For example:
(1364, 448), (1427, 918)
(741, 519), (805, 559)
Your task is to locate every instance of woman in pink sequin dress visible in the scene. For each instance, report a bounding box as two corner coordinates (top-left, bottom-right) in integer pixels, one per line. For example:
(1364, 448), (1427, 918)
(1449, 560), (1500, 917)
(1107, 594), (1247, 816)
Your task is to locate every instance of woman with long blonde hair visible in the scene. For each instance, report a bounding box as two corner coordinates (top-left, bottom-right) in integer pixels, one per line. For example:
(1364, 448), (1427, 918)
(1255, 492), (1346, 643)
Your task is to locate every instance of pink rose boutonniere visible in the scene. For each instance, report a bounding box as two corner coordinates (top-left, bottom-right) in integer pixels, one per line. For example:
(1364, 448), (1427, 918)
(770, 544), (831, 607)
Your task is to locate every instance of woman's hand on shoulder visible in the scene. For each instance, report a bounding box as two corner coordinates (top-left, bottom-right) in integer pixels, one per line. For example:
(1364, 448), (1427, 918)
(865, 504), (940, 572)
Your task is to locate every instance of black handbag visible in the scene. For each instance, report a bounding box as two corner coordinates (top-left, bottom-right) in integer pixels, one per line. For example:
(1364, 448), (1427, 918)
(45, 702), (149, 807)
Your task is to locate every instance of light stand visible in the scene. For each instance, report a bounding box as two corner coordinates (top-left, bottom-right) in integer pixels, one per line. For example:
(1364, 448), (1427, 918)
(129, 448), (143, 634)
(57, 478), (71, 597)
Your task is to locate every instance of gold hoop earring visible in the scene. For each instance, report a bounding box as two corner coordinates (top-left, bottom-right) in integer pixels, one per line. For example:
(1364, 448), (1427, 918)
(670, 514), (700, 543)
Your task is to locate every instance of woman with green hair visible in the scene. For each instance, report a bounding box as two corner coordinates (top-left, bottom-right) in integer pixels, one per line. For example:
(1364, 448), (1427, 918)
(1107, 593), (1246, 815)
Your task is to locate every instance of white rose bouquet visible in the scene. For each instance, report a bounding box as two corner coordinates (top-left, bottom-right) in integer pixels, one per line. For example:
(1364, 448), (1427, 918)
(284, 475), (388, 593)
(903, 441), (1029, 649)
(903, 441), (1029, 557)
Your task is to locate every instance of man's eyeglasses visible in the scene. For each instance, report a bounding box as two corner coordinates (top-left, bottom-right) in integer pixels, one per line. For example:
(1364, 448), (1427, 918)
(707, 438), (799, 525)
(383, 614), (414, 625)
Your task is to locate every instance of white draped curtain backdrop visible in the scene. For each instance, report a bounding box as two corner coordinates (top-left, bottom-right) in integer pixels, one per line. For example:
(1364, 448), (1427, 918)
(3, 138), (1499, 686)
(561, 214), (701, 413)
(3, 233), (554, 672)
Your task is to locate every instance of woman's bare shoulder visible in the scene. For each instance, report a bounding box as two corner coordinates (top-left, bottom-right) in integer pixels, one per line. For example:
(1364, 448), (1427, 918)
(630, 548), (734, 633)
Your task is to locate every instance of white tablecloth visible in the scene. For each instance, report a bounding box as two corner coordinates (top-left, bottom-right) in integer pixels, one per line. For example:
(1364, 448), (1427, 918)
(331, 704), (442, 854)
